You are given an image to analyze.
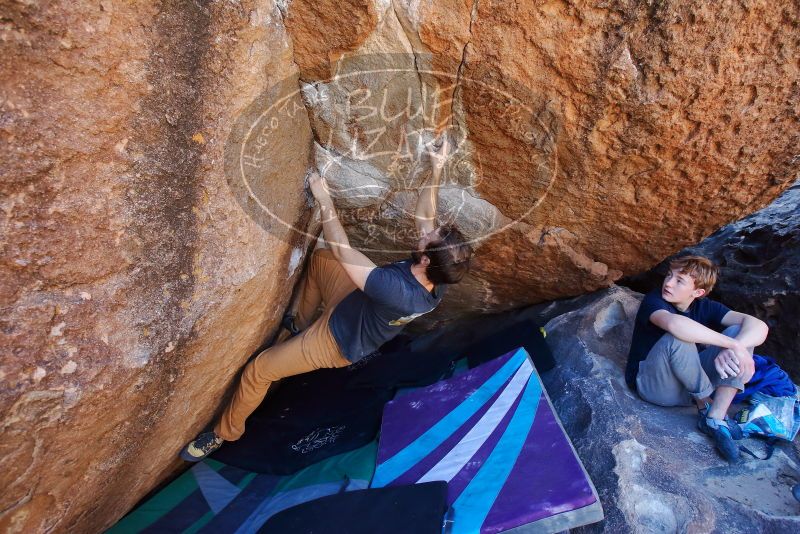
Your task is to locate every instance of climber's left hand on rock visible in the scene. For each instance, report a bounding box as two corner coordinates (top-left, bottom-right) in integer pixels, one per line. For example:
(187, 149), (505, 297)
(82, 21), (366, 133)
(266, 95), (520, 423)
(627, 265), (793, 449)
(308, 171), (332, 204)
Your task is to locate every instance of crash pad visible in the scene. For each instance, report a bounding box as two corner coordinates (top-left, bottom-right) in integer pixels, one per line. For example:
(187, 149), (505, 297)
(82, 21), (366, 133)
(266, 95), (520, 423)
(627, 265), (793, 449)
(371, 348), (603, 533)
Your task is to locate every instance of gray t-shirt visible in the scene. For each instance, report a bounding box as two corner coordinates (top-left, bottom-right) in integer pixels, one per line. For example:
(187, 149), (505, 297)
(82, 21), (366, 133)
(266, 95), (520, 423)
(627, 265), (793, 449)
(329, 259), (445, 362)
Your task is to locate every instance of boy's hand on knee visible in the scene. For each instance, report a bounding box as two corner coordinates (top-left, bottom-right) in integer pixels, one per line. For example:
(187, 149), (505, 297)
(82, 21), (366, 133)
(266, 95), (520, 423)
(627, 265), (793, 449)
(715, 349), (739, 379)
(715, 345), (754, 382)
(734, 350), (755, 383)
(730, 340), (755, 379)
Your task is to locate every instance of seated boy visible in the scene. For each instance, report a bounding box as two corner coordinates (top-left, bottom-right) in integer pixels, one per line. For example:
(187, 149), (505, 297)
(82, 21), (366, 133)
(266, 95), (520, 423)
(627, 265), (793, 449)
(625, 255), (769, 462)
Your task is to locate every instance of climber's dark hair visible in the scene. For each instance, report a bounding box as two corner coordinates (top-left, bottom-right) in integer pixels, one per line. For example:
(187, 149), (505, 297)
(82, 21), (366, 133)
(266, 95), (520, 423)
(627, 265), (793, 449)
(420, 225), (472, 285)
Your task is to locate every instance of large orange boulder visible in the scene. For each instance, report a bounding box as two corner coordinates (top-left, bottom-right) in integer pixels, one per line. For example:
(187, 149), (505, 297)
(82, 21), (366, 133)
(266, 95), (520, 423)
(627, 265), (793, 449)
(286, 0), (797, 323)
(1, 1), (311, 531)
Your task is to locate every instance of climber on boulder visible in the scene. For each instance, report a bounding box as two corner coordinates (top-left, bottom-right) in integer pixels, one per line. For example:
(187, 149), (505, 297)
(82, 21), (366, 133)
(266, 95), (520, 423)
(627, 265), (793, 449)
(180, 136), (473, 462)
(625, 255), (769, 463)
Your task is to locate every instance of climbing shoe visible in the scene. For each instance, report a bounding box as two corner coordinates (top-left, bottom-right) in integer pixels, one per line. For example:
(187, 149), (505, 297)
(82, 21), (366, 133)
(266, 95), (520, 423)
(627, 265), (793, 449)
(697, 416), (741, 463)
(697, 403), (744, 440)
(180, 431), (224, 462)
(281, 313), (300, 337)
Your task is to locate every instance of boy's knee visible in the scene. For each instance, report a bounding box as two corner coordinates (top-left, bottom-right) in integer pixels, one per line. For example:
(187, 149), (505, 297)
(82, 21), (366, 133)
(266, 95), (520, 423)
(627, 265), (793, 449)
(662, 333), (695, 352)
(742, 370), (755, 384)
(721, 324), (741, 339)
(647, 334), (696, 366)
(659, 334), (699, 365)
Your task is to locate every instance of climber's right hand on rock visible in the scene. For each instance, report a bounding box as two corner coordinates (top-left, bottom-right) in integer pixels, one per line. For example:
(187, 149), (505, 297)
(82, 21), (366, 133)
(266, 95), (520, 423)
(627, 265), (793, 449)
(429, 134), (450, 173)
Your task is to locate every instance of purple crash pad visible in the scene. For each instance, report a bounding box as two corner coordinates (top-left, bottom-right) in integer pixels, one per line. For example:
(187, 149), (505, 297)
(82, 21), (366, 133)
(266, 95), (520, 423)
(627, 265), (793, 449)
(371, 348), (603, 534)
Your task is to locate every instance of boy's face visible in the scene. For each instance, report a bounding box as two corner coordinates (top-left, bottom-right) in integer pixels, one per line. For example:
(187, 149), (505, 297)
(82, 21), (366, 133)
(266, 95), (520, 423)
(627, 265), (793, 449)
(662, 268), (706, 305)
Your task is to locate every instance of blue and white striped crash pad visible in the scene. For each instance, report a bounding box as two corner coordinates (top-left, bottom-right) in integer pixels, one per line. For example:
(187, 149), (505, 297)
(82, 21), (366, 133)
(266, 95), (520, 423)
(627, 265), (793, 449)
(372, 348), (603, 533)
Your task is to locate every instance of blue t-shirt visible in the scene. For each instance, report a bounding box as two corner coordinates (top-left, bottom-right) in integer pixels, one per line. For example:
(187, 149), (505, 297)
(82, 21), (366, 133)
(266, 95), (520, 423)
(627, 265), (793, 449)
(625, 290), (731, 389)
(329, 260), (445, 362)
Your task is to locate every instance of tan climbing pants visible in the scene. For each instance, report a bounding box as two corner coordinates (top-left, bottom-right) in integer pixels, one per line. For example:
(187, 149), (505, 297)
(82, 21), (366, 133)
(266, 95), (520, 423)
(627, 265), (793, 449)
(214, 248), (355, 441)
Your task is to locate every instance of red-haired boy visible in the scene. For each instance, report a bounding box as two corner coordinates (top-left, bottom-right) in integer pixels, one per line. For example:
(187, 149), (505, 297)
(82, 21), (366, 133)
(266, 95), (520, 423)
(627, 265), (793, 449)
(626, 255), (769, 462)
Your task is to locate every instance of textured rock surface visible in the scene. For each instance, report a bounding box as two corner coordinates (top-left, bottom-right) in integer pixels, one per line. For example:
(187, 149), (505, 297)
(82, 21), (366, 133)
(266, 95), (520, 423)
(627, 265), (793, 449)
(285, 0), (798, 321)
(3, 0), (799, 532)
(542, 287), (800, 533)
(623, 180), (800, 380)
(0, 1), (312, 532)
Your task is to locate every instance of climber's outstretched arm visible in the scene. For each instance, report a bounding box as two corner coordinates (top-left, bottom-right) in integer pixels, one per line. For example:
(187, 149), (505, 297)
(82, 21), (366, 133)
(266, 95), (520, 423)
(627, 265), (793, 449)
(309, 172), (376, 291)
(414, 136), (449, 237)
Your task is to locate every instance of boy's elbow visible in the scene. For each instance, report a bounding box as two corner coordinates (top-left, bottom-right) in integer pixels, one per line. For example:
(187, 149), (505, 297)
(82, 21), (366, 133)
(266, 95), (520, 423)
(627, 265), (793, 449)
(748, 314), (769, 332)
(747, 316), (769, 345)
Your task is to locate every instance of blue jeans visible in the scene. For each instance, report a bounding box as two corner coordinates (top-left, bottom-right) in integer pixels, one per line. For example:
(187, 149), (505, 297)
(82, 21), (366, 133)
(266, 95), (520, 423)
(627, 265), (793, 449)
(636, 325), (746, 407)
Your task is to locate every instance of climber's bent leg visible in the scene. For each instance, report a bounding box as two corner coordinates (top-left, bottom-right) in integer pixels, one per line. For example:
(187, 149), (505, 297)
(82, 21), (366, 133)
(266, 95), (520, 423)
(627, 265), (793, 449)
(214, 312), (349, 441)
(294, 248), (357, 330)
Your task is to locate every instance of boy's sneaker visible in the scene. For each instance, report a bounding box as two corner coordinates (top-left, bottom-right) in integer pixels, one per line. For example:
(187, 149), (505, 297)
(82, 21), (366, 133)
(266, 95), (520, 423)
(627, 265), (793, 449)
(180, 431), (224, 462)
(697, 416), (741, 463)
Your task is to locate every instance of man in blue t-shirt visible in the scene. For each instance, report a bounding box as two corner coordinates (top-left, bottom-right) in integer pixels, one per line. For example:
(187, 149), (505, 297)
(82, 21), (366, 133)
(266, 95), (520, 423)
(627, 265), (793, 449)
(626, 255), (769, 462)
(181, 137), (473, 461)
